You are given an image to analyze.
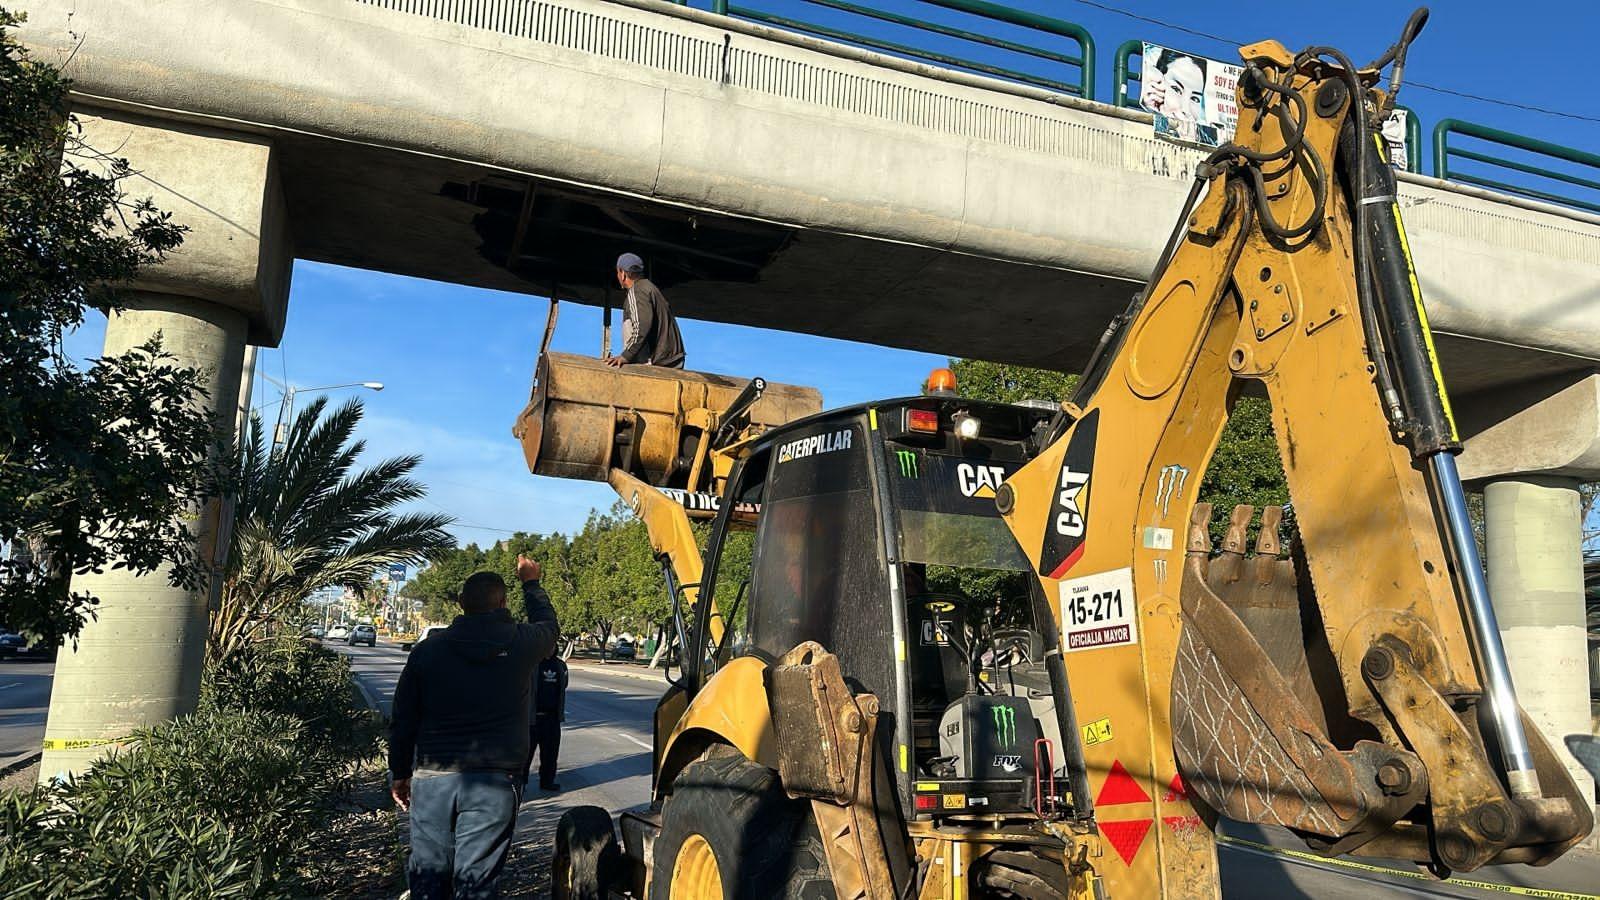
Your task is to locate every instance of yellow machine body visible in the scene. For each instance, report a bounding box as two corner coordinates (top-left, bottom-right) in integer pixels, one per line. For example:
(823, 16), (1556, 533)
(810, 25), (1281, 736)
(530, 21), (1591, 900)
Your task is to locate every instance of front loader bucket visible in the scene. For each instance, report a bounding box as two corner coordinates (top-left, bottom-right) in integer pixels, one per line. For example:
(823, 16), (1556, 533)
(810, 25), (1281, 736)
(512, 352), (821, 486)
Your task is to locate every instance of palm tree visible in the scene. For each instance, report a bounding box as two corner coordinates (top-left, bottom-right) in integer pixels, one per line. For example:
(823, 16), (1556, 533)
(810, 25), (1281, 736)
(209, 396), (455, 660)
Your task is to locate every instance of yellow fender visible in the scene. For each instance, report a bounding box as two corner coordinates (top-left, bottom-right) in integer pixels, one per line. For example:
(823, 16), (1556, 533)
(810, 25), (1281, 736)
(655, 656), (777, 799)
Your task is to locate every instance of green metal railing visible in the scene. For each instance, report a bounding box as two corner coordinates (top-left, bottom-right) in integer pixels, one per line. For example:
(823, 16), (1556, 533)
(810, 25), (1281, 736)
(1392, 106), (1422, 175)
(690, 2), (1595, 214)
(1434, 119), (1600, 215)
(1112, 38), (1141, 110)
(713, 0), (1094, 98)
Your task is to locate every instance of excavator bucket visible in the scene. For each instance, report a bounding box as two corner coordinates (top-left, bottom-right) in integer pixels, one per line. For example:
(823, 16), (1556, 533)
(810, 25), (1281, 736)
(512, 351), (821, 487)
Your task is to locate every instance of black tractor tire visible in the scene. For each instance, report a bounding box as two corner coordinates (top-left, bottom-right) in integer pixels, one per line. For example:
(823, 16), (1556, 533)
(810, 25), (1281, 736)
(650, 752), (836, 900)
(553, 805), (621, 900)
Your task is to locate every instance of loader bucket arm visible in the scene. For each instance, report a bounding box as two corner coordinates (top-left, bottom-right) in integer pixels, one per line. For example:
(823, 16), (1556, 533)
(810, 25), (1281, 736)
(997, 25), (1591, 900)
(609, 467), (722, 652)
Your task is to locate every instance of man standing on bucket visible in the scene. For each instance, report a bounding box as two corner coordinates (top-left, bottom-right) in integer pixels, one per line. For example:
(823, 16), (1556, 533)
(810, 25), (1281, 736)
(606, 252), (685, 369)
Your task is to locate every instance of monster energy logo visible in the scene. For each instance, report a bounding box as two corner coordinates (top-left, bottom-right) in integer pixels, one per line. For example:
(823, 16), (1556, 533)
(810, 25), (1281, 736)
(991, 705), (1017, 749)
(896, 450), (918, 478)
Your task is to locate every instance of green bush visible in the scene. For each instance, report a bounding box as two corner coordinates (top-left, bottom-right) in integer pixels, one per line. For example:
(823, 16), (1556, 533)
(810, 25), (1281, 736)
(0, 635), (385, 897)
(202, 634), (381, 771)
(0, 709), (319, 898)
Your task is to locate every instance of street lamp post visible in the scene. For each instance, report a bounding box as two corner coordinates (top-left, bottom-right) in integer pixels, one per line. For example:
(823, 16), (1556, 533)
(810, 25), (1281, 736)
(259, 376), (384, 449)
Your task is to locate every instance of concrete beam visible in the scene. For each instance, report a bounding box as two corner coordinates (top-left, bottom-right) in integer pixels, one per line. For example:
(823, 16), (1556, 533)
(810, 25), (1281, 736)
(18, 0), (1600, 388)
(73, 108), (292, 346)
(1457, 372), (1600, 482)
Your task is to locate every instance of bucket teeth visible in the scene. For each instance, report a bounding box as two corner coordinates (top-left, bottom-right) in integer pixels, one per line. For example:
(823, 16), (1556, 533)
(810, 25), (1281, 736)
(1188, 502), (1215, 554)
(1254, 506), (1285, 586)
(1223, 504), (1254, 554)
(1256, 506), (1284, 556)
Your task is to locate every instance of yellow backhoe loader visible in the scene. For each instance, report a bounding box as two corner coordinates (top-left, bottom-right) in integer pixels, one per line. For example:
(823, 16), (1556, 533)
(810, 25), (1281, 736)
(511, 9), (1592, 898)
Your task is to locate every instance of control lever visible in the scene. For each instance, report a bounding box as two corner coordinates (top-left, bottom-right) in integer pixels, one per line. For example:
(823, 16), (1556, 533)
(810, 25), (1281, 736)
(713, 376), (766, 446)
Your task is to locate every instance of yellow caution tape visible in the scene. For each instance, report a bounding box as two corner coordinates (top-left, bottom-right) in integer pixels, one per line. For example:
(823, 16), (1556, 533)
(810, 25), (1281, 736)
(1217, 835), (1600, 899)
(41, 736), (127, 751)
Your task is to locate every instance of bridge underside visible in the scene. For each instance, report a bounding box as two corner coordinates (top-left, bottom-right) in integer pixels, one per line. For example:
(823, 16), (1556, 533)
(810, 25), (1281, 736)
(25, 0), (1600, 396)
(284, 132), (1580, 396)
(284, 131), (1124, 371)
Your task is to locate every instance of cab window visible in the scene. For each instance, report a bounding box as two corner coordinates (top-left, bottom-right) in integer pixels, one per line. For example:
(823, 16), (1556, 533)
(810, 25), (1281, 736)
(747, 418), (893, 698)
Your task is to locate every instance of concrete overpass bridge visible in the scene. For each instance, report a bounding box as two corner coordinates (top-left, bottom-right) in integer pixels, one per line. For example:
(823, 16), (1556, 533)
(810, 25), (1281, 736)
(21, 0), (1600, 804)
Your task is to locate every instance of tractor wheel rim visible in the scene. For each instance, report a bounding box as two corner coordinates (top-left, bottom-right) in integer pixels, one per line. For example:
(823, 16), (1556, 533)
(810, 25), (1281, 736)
(670, 833), (722, 899)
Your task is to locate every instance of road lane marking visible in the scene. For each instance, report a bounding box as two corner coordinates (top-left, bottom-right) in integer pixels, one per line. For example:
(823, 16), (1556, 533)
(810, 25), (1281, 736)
(1218, 835), (1600, 899)
(616, 732), (652, 750)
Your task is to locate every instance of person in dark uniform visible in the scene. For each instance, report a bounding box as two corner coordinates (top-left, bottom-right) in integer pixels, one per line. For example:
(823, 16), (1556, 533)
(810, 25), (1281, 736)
(528, 649), (568, 791)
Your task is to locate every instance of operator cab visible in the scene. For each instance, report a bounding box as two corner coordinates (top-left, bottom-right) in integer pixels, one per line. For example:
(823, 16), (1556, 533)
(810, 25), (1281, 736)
(688, 371), (1077, 822)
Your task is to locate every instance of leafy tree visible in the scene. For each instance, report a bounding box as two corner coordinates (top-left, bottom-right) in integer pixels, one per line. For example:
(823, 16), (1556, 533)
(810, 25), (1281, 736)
(945, 358), (1289, 545)
(0, 8), (220, 648)
(209, 398), (455, 659)
(944, 359), (1079, 406)
(400, 542), (485, 625)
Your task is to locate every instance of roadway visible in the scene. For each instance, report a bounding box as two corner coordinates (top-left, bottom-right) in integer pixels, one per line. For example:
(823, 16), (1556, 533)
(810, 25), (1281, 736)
(0, 643), (1590, 897)
(0, 659), (53, 771)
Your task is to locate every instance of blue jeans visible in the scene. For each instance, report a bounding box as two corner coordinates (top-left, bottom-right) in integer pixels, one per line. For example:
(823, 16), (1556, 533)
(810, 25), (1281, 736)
(408, 771), (523, 899)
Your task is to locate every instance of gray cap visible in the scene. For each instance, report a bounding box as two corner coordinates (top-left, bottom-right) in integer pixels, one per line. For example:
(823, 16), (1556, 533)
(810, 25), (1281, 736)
(616, 252), (645, 274)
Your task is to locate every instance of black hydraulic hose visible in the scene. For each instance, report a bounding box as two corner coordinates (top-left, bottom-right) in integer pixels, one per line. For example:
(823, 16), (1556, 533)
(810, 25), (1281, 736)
(1221, 68), (1326, 240)
(1243, 129), (1327, 240)
(1305, 43), (1405, 429)
(1219, 71), (1307, 165)
(1352, 128), (1458, 453)
(1368, 7), (1430, 116)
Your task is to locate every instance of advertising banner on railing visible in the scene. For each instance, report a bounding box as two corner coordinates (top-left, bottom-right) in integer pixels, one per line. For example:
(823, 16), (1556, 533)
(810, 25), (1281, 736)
(1139, 42), (1411, 169)
(1139, 42), (1239, 148)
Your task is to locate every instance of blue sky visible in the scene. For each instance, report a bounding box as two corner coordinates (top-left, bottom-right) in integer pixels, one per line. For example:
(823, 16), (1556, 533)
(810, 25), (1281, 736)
(65, 0), (1597, 547)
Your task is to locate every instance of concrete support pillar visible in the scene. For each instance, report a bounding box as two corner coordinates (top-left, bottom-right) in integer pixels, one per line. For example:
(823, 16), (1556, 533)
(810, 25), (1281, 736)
(38, 109), (290, 780)
(1483, 476), (1596, 811)
(40, 295), (247, 779)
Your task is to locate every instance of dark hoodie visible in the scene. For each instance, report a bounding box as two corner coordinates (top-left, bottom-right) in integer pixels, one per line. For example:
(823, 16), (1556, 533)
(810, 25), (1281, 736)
(388, 581), (558, 779)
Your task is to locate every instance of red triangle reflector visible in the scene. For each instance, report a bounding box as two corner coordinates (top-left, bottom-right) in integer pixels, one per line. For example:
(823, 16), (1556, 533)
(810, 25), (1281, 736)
(1095, 760), (1153, 807)
(1162, 772), (1187, 804)
(1100, 818), (1154, 865)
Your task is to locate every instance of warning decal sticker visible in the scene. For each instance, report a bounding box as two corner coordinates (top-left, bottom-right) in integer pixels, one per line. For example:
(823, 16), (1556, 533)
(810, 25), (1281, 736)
(1060, 566), (1138, 653)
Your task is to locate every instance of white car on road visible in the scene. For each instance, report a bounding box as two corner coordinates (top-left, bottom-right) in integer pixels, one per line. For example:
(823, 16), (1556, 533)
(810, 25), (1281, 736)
(402, 625), (448, 651)
(326, 624), (351, 642)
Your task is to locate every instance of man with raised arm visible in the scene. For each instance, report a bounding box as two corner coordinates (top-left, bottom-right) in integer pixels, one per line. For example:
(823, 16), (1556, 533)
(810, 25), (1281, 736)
(388, 556), (558, 899)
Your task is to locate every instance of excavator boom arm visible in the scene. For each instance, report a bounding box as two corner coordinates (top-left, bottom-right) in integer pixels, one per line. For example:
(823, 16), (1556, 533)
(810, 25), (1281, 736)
(999, 25), (1591, 899)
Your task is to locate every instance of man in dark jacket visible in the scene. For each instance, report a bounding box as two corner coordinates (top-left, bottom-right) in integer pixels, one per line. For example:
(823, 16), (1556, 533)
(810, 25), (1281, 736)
(606, 252), (685, 369)
(389, 556), (558, 899)
(526, 651), (568, 790)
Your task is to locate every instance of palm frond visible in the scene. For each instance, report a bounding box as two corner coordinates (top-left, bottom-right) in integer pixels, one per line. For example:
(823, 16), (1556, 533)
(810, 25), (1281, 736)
(214, 397), (457, 661)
